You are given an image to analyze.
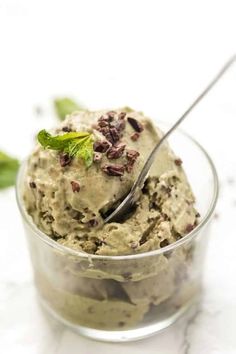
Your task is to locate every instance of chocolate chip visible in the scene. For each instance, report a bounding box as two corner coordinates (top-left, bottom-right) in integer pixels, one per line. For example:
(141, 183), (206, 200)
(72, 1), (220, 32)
(71, 181), (80, 193)
(118, 112), (126, 120)
(185, 224), (195, 233)
(59, 153), (72, 167)
(130, 132), (140, 141)
(101, 164), (125, 176)
(88, 219), (98, 227)
(107, 144), (126, 159)
(93, 140), (111, 153)
(29, 181), (36, 189)
(62, 126), (72, 132)
(174, 158), (183, 166)
(127, 117), (144, 132)
(195, 212), (201, 218)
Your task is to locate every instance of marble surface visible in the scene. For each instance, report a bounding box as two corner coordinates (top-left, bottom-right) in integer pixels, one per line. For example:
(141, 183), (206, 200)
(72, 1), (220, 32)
(1, 1), (236, 353)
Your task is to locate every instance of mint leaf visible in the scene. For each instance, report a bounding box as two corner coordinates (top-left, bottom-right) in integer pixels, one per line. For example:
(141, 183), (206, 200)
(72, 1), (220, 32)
(68, 135), (94, 167)
(0, 151), (19, 189)
(37, 130), (94, 167)
(38, 130), (89, 150)
(54, 98), (84, 121)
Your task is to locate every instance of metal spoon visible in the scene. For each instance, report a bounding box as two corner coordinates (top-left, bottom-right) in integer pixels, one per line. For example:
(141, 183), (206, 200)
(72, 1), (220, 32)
(104, 55), (236, 223)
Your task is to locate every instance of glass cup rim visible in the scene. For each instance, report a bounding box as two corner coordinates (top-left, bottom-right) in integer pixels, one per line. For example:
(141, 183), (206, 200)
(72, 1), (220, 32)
(16, 125), (219, 261)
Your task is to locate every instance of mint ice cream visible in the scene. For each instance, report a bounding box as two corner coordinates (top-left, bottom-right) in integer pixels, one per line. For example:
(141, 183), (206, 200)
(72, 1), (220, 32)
(22, 108), (199, 329)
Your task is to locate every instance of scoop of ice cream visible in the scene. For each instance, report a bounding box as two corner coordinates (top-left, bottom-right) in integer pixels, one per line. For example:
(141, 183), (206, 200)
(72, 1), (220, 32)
(24, 108), (199, 255)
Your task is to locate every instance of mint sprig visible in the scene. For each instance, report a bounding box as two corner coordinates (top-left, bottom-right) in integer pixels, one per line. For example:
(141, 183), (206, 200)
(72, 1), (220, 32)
(0, 151), (19, 189)
(54, 98), (84, 121)
(37, 130), (94, 167)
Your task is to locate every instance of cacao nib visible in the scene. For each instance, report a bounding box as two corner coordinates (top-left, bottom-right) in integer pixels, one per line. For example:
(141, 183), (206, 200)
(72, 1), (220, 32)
(98, 120), (109, 128)
(107, 144), (126, 159)
(98, 115), (108, 122)
(107, 111), (116, 120)
(62, 126), (72, 132)
(118, 112), (126, 120)
(98, 126), (109, 135)
(101, 164), (125, 176)
(29, 181), (36, 189)
(98, 126), (113, 143)
(160, 239), (169, 248)
(93, 140), (110, 153)
(127, 117), (144, 132)
(88, 219), (98, 227)
(174, 158), (183, 166)
(59, 153), (72, 167)
(115, 119), (126, 132)
(110, 127), (120, 144)
(125, 149), (140, 173)
(185, 224), (195, 233)
(126, 149), (140, 162)
(70, 181), (80, 193)
(95, 111), (124, 145)
(130, 132), (140, 141)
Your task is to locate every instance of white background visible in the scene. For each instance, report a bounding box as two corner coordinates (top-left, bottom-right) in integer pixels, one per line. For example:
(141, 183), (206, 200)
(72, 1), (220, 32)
(0, 1), (236, 353)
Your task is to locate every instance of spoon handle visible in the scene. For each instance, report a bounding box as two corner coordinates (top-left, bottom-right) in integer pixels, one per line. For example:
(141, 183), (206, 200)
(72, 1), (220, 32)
(104, 55), (236, 223)
(132, 55), (236, 194)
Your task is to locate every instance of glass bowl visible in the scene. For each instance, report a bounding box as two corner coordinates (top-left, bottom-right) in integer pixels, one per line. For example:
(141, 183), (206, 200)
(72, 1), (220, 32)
(16, 123), (218, 342)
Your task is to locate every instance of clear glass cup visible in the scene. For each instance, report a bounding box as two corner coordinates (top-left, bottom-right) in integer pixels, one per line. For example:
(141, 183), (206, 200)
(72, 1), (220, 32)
(16, 124), (218, 342)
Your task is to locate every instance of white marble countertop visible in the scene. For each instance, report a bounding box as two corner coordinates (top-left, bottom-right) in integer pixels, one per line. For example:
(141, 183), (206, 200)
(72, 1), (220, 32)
(1, 1), (236, 353)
